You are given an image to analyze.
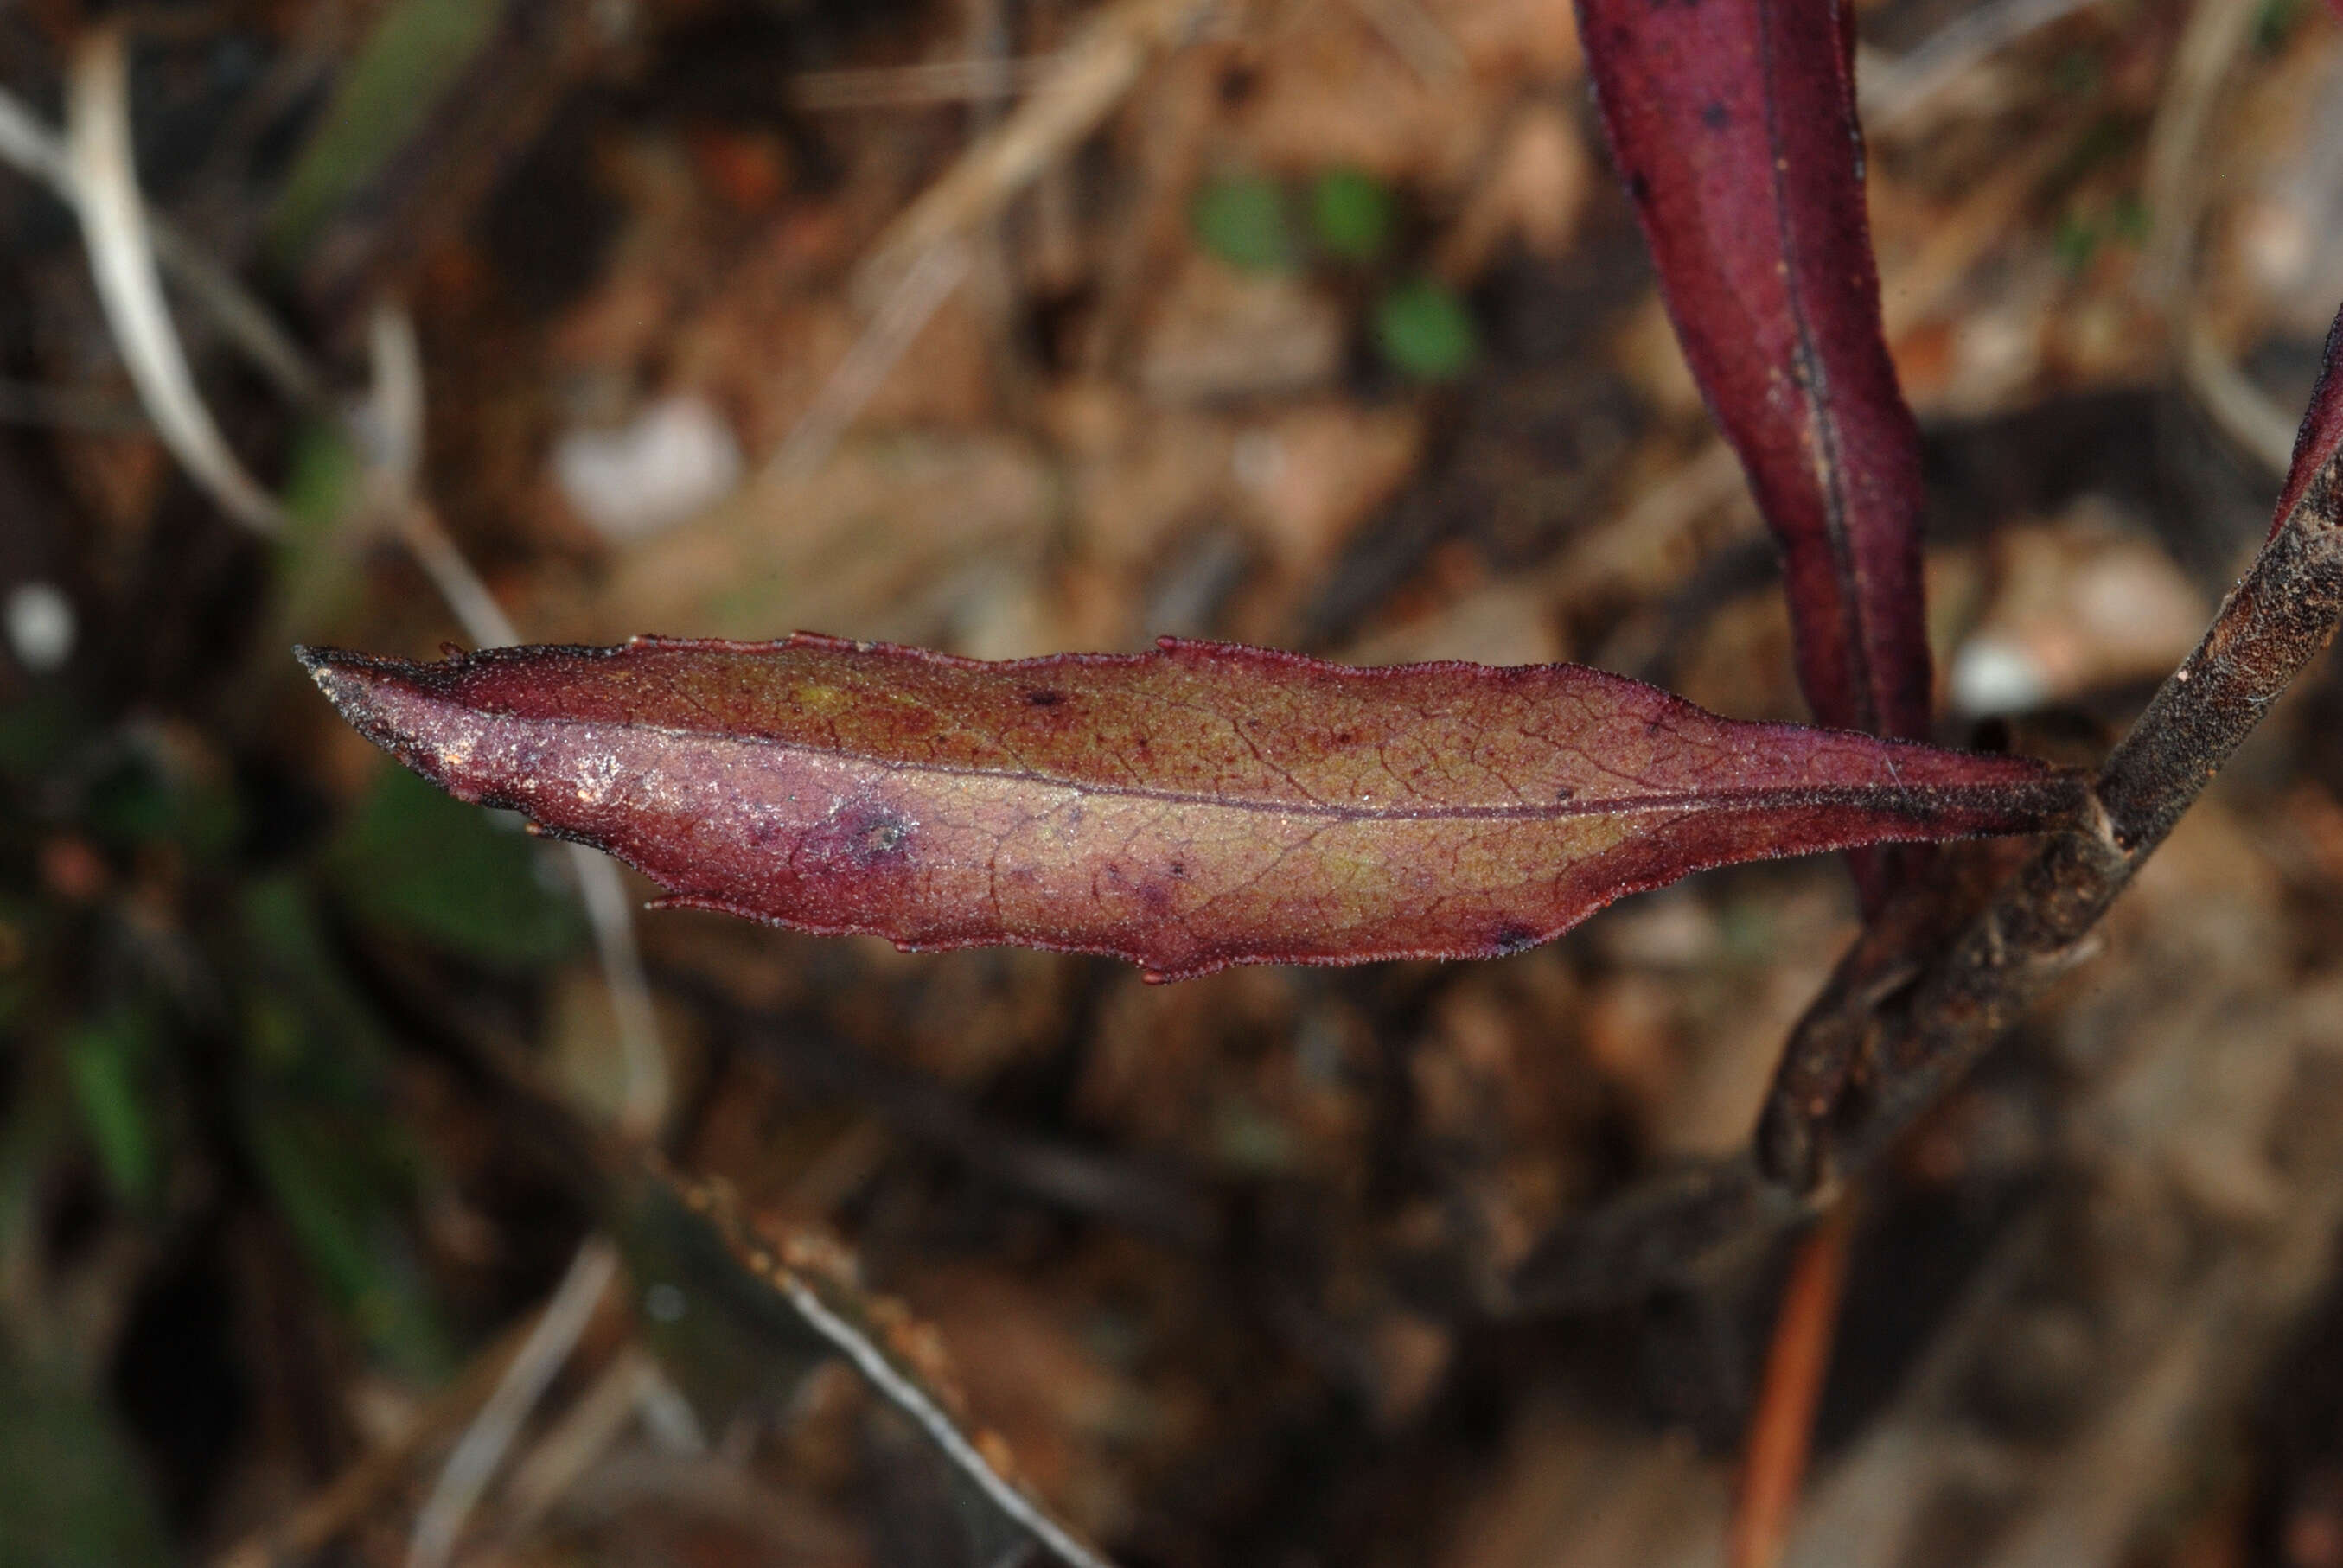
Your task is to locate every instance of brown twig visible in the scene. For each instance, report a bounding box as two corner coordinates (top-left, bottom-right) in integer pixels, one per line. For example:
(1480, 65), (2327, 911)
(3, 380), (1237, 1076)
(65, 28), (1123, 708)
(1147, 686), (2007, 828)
(213, 1311), (544, 1568)
(405, 1240), (622, 1568)
(787, 55), (1065, 112)
(1727, 1201), (1855, 1568)
(852, 0), (1214, 305)
(1515, 311), (2343, 1308)
(1788, 437), (2343, 1189)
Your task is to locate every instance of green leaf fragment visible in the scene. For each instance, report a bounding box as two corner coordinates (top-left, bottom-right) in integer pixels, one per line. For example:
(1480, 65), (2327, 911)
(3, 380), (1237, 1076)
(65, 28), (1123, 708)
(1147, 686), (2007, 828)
(237, 877), (451, 1375)
(1309, 168), (1395, 262)
(0, 1353), (172, 1568)
(64, 1010), (158, 1208)
(325, 764), (584, 967)
(1373, 278), (1478, 380)
(267, 0), (500, 262)
(1192, 174), (1297, 272)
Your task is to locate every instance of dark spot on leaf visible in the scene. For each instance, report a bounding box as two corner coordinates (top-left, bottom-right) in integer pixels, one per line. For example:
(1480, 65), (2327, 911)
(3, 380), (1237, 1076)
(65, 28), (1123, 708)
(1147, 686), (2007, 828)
(1169, 861), (1187, 878)
(1701, 101), (1730, 130)
(1491, 923), (1541, 956)
(1626, 171), (1651, 203)
(1025, 689), (1065, 708)
(1555, 786), (1577, 802)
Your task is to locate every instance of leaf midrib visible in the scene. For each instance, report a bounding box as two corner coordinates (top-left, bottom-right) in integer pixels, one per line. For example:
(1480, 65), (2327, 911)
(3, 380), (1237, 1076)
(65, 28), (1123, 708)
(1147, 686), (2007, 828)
(523, 713), (1985, 826)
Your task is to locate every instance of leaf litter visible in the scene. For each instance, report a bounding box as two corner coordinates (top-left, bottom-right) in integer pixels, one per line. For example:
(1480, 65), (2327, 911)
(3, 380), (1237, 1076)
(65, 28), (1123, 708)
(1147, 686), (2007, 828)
(15, 0), (2343, 1565)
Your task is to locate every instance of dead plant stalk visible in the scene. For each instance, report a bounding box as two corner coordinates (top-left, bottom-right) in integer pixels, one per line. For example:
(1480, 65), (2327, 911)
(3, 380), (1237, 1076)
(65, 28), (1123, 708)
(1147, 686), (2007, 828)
(1774, 411), (2343, 1194)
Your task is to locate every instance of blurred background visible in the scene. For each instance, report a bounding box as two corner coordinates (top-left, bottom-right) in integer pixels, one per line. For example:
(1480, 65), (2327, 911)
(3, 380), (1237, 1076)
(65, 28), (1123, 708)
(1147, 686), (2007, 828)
(6, 0), (2343, 1564)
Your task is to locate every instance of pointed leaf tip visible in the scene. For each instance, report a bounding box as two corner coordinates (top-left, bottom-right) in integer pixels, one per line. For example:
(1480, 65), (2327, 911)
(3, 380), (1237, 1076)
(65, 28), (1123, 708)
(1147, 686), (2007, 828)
(2271, 302), (2343, 536)
(303, 636), (2084, 979)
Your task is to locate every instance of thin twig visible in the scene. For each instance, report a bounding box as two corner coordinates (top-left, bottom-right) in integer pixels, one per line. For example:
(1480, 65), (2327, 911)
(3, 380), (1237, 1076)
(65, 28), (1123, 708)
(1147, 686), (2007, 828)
(1514, 315), (2343, 1309)
(0, 68), (323, 408)
(1857, 0), (2109, 129)
(377, 482), (676, 1147)
(2182, 319), (2299, 476)
(674, 1171), (1121, 1568)
(763, 237), (973, 489)
(1780, 321), (2343, 1189)
(788, 54), (1067, 111)
(2134, 0), (2296, 478)
(571, 848), (669, 1142)
(2139, 0), (2261, 308)
(501, 1346), (660, 1532)
(405, 1239), (621, 1568)
(853, 0), (1213, 304)
(213, 1311), (544, 1568)
(1728, 1201), (1855, 1568)
(64, 28), (286, 535)
(363, 305), (670, 1143)
(1342, 0), (1467, 83)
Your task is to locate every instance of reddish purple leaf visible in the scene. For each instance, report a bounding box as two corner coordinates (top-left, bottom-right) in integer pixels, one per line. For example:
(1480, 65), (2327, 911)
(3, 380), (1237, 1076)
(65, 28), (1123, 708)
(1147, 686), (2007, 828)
(1579, 0), (1931, 751)
(2272, 305), (2343, 535)
(300, 634), (2080, 981)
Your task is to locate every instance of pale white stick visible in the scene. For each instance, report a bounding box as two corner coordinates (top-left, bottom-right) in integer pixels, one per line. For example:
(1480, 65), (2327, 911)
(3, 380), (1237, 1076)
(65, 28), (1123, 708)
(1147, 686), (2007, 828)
(66, 29), (285, 536)
(852, 0), (1211, 303)
(761, 236), (972, 489)
(364, 305), (670, 1140)
(1859, 0), (2108, 128)
(405, 1240), (619, 1568)
(0, 80), (322, 407)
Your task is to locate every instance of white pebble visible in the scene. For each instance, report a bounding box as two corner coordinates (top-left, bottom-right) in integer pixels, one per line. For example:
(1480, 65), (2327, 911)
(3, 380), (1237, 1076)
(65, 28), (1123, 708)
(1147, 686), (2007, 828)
(553, 394), (744, 542)
(1950, 635), (2049, 717)
(4, 581), (75, 673)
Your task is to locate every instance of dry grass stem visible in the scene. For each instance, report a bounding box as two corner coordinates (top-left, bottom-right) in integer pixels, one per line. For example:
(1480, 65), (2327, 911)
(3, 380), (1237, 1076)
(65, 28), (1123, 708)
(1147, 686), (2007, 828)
(2182, 319), (2300, 475)
(788, 55), (1066, 111)
(405, 1239), (621, 1568)
(1858, 0), (2110, 128)
(65, 28), (287, 536)
(0, 64), (323, 408)
(364, 303), (670, 1141)
(1343, 0), (1468, 83)
(764, 237), (974, 488)
(501, 1348), (662, 1532)
(212, 1314), (546, 1568)
(2141, 0), (2261, 306)
(853, 0), (1214, 304)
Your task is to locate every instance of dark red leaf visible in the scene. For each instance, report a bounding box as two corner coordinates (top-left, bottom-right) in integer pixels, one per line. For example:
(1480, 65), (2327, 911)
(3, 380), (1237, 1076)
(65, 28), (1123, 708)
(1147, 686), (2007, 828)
(2273, 304), (2343, 535)
(1579, 0), (1931, 750)
(300, 635), (2082, 981)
